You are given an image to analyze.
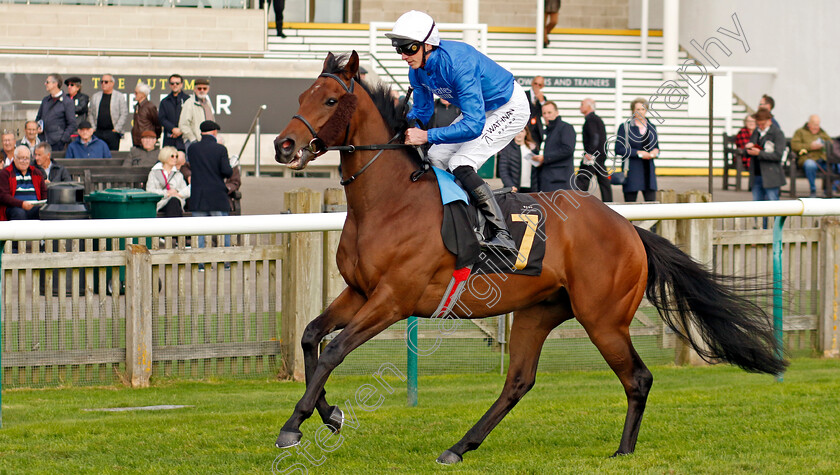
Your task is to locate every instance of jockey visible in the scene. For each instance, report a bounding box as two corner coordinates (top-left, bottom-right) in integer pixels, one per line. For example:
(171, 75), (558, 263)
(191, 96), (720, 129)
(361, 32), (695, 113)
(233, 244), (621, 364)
(387, 10), (530, 257)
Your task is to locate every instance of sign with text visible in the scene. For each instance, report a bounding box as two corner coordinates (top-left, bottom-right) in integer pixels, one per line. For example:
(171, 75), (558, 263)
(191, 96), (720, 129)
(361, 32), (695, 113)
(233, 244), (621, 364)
(0, 73), (315, 134)
(515, 76), (616, 89)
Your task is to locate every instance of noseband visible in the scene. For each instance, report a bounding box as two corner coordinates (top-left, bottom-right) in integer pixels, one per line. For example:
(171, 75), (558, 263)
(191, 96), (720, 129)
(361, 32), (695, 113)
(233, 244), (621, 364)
(291, 72), (412, 186)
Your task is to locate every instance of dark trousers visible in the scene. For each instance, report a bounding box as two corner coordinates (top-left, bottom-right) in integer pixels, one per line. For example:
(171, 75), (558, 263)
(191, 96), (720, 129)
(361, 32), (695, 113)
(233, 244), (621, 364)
(94, 129), (121, 150)
(623, 190), (657, 202)
(6, 205), (41, 220)
(576, 160), (613, 202)
(159, 198), (184, 217)
(259, 0), (285, 35)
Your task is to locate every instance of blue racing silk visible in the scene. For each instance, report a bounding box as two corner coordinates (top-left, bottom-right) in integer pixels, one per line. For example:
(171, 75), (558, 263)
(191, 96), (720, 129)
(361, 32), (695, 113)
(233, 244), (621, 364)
(407, 40), (515, 145)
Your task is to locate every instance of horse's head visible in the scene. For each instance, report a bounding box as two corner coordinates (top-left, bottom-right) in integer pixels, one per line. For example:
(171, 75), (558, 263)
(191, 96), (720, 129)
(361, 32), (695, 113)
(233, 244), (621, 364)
(275, 51), (361, 169)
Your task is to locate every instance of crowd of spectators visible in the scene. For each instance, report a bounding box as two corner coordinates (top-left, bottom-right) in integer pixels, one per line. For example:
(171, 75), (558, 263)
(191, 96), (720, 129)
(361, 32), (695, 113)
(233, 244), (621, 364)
(1, 73), (240, 224)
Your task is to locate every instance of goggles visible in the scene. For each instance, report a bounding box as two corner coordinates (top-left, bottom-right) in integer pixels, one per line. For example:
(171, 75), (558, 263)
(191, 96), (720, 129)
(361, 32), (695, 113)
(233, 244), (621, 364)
(395, 41), (424, 56)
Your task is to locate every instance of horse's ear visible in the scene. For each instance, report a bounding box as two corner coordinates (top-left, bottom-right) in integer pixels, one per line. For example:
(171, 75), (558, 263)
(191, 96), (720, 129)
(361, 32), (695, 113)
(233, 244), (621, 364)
(344, 51), (360, 78)
(322, 52), (335, 73)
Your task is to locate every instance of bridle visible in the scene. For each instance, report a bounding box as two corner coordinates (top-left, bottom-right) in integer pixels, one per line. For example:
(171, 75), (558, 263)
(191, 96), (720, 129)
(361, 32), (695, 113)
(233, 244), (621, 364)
(291, 72), (415, 186)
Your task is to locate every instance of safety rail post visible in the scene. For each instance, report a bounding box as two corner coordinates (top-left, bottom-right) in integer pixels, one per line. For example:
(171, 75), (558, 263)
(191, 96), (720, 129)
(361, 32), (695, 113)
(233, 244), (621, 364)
(125, 244), (152, 388)
(281, 188), (324, 381)
(674, 191), (712, 366)
(0, 243), (4, 428)
(819, 217), (840, 358)
(406, 316), (418, 407)
(772, 215), (788, 382)
(322, 188), (347, 308)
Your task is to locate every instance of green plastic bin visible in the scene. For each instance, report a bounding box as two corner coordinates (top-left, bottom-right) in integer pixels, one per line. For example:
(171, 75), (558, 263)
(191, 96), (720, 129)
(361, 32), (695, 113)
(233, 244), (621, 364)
(85, 188), (159, 294)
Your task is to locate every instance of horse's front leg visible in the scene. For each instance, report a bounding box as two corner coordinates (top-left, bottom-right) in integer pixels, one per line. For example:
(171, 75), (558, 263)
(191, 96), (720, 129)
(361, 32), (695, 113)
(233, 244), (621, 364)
(276, 289), (405, 448)
(301, 287), (366, 431)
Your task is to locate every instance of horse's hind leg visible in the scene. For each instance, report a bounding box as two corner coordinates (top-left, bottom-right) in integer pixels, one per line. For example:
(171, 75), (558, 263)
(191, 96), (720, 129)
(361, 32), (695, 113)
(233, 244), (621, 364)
(300, 287), (366, 431)
(437, 303), (568, 464)
(581, 321), (653, 456)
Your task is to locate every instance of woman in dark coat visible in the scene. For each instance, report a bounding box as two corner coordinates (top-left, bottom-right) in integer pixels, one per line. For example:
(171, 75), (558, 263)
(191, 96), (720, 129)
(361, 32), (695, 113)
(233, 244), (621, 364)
(498, 127), (538, 192)
(615, 97), (660, 202)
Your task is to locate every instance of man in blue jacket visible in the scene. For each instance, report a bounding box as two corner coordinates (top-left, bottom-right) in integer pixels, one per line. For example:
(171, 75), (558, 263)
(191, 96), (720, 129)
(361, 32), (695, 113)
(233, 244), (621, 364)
(387, 10), (530, 256)
(65, 121), (112, 159)
(159, 74), (190, 151)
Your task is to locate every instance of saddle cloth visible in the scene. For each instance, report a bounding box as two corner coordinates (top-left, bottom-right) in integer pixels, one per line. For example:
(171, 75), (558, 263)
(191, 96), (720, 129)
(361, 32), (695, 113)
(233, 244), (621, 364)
(434, 169), (546, 276)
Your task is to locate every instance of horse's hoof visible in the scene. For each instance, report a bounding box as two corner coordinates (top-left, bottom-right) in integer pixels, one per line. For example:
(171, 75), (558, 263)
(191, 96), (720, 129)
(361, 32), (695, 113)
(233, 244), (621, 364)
(436, 450), (463, 465)
(325, 405), (343, 433)
(610, 449), (633, 458)
(275, 430), (302, 449)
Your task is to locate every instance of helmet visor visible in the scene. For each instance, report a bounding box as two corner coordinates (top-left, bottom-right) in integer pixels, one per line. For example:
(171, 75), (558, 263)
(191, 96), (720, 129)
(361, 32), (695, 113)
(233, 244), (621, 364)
(394, 40), (424, 56)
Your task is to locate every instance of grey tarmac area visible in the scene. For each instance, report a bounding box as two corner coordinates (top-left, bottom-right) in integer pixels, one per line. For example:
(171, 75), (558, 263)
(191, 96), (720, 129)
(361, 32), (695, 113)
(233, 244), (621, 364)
(239, 173), (821, 215)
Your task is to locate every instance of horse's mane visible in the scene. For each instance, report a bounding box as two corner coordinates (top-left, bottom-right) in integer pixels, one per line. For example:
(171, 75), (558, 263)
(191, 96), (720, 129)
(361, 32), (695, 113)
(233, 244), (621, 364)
(324, 54), (422, 165)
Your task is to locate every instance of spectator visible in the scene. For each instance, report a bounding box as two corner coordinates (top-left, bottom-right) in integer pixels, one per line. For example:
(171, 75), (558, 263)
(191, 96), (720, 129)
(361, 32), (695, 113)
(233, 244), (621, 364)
(428, 97), (460, 129)
(575, 98), (612, 201)
(33, 142), (71, 184)
(35, 73), (76, 151)
(525, 76), (546, 151)
(159, 74), (190, 151)
(188, 120), (232, 253)
(758, 94), (781, 129)
(225, 156), (241, 215)
(616, 98), (660, 202)
(0, 146), (47, 221)
(533, 101), (575, 192)
(746, 109), (786, 202)
(544, 0), (560, 47)
(65, 121), (112, 159)
(179, 78), (214, 150)
(17, 121), (41, 157)
(498, 127), (537, 193)
(734, 114), (757, 169)
(88, 73), (129, 150)
(259, 0), (286, 38)
(359, 67), (368, 82)
(127, 131), (160, 169)
(791, 114), (833, 198)
(1, 131), (16, 167)
(131, 81), (161, 148)
(146, 146), (190, 218)
(177, 150), (190, 184)
(64, 76), (90, 129)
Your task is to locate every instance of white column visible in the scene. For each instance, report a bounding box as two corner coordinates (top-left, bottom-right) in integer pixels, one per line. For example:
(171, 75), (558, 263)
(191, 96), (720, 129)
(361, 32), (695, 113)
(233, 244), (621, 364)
(640, 0), (649, 60)
(536, 0), (544, 57)
(662, 0), (679, 80)
(463, 0), (479, 47)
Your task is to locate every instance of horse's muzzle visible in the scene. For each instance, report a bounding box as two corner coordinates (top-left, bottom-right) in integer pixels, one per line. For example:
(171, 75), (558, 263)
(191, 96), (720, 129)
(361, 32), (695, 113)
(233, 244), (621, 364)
(274, 135), (315, 170)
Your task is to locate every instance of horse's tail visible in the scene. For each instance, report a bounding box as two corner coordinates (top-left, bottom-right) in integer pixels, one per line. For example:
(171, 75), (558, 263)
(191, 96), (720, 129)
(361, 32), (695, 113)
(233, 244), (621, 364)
(634, 226), (788, 375)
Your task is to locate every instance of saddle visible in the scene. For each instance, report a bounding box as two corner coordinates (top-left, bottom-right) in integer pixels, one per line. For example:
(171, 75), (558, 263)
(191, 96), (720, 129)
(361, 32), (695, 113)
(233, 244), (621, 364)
(434, 168), (547, 277)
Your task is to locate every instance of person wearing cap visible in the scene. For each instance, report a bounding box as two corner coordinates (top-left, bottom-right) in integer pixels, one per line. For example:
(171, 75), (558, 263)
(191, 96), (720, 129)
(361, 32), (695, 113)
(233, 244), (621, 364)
(65, 120), (112, 159)
(131, 81), (161, 149)
(35, 73), (77, 151)
(746, 109), (786, 202)
(127, 130), (161, 169)
(64, 76), (90, 129)
(188, 120), (233, 253)
(88, 73), (129, 150)
(386, 10), (530, 256)
(178, 78), (215, 150)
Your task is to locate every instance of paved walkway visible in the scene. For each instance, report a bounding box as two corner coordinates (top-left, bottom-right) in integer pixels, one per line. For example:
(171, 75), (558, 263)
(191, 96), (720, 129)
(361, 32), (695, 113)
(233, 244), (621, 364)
(239, 173), (819, 215)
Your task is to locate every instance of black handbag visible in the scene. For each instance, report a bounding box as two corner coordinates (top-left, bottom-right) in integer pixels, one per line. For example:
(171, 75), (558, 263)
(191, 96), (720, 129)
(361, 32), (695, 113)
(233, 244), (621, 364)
(610, 156), (626, 185)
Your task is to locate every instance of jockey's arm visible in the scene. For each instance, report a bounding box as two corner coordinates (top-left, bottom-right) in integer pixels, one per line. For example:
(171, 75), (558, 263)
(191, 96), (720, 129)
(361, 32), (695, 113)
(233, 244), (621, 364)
(426, 60), (486, 145)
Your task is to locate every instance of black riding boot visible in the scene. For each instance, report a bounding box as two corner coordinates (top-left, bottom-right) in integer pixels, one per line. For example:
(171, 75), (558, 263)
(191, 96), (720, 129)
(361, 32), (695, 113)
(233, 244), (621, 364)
(469, 183), (518, 256)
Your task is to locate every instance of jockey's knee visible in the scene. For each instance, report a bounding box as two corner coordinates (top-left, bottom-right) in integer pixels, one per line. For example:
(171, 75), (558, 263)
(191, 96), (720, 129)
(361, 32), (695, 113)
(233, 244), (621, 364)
(452, 165), (484, 190)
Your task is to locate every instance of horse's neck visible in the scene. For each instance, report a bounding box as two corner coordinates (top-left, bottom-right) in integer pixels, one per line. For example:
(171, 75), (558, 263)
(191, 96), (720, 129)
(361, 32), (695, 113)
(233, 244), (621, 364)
(341, 147), (432, 219)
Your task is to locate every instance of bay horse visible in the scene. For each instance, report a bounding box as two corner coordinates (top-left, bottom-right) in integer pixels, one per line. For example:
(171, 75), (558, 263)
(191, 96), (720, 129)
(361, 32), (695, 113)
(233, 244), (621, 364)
(272, 51), (787, 464)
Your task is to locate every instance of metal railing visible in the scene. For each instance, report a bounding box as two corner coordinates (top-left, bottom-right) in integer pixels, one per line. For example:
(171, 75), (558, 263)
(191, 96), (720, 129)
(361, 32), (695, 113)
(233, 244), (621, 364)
(238, 105), (268, 177)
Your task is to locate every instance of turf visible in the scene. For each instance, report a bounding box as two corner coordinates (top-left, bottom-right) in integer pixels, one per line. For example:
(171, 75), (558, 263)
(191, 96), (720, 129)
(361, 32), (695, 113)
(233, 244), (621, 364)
(0, 358), (838, 474)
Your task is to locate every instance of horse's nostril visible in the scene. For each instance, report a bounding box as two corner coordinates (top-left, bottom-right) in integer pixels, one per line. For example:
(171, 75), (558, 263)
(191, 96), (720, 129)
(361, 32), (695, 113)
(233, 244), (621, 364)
(281, 139), (294, 151)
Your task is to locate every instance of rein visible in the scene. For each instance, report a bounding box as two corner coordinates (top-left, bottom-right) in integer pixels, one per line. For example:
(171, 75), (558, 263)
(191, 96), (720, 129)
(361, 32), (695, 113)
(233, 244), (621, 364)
(292, 72), (420, 187)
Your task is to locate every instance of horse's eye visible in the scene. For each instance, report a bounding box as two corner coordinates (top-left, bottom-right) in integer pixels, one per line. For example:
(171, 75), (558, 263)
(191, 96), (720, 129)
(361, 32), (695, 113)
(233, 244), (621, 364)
(326, 98), (338, 107)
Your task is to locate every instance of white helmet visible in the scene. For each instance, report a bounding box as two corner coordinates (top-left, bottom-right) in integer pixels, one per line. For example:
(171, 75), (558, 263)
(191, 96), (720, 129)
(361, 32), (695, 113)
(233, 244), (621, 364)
(385, 10), (440, 47)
